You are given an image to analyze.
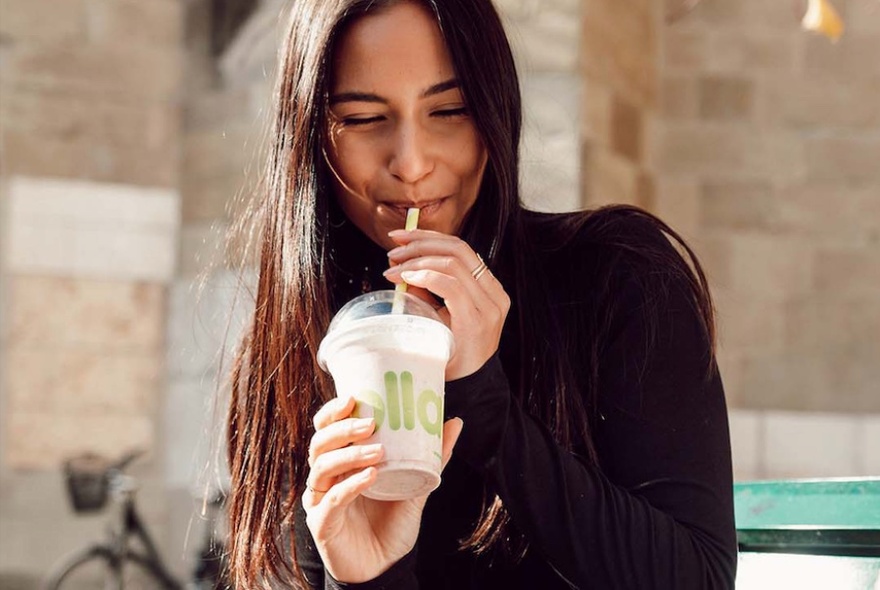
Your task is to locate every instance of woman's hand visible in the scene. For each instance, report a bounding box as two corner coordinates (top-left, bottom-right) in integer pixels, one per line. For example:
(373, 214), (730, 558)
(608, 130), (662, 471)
(384, 229), (511, 381)
(302, 396), (463, 584)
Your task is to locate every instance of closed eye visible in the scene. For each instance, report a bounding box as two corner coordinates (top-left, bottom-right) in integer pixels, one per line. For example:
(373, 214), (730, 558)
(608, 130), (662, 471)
(432, 107), (469, 118)
(341, 115), (386, 126)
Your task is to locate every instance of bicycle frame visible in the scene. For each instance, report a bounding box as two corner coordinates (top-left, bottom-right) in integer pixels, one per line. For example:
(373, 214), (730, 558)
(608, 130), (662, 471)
(42, 489), (183, 590)
(44, 452), (227, 590)
(111, 492), (182, 590)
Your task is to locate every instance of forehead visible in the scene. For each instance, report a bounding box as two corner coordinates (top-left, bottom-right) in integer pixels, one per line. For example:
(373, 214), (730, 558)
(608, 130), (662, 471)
(330, 2), (456, 92)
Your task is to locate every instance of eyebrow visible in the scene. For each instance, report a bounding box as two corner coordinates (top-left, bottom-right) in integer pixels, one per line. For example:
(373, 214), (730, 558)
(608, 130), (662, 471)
(329, 78), (460, 105)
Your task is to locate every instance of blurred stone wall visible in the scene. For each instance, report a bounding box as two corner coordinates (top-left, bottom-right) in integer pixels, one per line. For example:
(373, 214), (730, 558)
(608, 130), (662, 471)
(650, 0), (880, 479)
(581, 0), (659, 209)
(0, 0), (181, 467)
(496, 0), (582, 212)
(0, 0), (184, 471)
(0, 0), (183, 580)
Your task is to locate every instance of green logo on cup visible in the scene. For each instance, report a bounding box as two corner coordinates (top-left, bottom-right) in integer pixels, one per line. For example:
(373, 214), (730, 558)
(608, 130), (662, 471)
(356, 371), (442, 437)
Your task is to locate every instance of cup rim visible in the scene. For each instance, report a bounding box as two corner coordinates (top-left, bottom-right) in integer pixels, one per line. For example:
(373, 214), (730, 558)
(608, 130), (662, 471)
(317, 313), (453, 371)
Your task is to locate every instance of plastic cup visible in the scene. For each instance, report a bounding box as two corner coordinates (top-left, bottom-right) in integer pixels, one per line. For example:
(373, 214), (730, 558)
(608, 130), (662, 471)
(317, 290), (454, 501)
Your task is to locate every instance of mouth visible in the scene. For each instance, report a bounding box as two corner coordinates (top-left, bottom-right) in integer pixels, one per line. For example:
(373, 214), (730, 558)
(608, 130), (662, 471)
(381, 197), (449, 219)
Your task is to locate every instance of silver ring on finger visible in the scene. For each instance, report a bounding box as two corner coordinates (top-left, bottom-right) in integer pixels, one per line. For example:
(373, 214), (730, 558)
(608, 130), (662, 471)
(471, 255), (488, 281)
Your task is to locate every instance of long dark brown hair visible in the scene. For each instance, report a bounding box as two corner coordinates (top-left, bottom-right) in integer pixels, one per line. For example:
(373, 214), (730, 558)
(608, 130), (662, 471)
(225, 0), (716, 588)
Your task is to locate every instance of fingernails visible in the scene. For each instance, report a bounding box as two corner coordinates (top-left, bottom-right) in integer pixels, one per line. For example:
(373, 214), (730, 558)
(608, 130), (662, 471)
(401, 270), (427, 282)
(388, 229), (406, 237)
(382, 266), (400, 277)
(387, 246), (405, 258)
(353, 417), (374, 434)
(361, 444), (383, 459)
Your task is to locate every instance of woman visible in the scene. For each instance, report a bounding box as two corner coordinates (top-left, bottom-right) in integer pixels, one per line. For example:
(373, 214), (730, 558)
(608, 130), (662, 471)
(226, 0), (738, 588)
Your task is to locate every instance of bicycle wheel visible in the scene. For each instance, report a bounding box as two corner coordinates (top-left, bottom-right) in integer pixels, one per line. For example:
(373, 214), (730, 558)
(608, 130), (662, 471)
(43, 546), (179, 590)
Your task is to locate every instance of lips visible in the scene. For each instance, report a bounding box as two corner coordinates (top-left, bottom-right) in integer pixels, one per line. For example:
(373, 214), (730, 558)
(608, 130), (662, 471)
(381, 197), (449, 218)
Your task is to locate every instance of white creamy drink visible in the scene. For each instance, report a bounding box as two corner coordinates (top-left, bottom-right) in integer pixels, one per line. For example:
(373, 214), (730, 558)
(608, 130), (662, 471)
(318, 290), (454, 501)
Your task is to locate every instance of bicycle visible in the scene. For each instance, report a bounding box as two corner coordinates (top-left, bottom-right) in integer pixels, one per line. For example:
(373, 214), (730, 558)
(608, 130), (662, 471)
(41, 450), (228, 590)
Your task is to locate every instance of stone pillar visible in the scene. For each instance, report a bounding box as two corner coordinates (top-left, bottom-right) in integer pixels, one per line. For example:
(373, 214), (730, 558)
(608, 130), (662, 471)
(581, 0), (660, 208)
(0, 0), (183, 578)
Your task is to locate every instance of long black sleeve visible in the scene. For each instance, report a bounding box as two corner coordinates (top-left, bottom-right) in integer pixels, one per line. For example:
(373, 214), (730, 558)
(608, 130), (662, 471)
(443, 271), (737, 588)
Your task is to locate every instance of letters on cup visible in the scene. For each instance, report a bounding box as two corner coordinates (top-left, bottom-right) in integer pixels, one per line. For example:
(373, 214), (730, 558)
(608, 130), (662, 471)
(355, 371), (442, 437)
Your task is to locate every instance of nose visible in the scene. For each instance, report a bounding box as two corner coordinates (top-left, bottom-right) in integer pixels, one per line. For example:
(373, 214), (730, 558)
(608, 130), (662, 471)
(388, 122), (434, 184)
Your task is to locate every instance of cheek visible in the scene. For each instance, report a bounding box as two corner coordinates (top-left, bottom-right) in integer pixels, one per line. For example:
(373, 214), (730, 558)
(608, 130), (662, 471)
(456, 132), (487, 181)
(329, 139), (376, 190)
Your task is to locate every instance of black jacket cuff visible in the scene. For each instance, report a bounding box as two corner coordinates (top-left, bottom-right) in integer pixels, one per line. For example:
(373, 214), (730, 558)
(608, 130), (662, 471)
(324, 547), (418, 590)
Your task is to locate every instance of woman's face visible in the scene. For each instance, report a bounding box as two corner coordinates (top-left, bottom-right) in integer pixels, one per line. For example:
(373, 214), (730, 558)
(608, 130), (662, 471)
(325, 1), (488, 251)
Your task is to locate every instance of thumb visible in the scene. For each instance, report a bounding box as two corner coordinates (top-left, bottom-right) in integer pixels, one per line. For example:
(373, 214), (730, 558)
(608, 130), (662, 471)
(440, 418), (463, 472)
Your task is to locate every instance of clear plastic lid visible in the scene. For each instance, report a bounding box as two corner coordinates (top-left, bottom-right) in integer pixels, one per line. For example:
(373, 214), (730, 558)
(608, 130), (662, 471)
(318, 290), (452, 371)
(325, 290), (444, 334)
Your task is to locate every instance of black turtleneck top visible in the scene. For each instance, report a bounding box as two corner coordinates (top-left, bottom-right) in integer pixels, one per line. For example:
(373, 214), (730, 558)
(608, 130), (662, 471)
(294, 207), (738, 589)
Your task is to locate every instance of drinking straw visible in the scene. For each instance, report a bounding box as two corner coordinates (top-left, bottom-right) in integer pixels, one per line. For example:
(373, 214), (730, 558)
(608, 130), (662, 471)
(391, 207), (420, 314)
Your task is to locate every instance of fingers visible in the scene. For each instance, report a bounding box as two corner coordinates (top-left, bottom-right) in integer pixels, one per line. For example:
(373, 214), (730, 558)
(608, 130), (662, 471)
(440, 418), (463, 472)
(388, 261), (507, 344)
(386, 231), (509, 306)
(399, 267), (500, 336)
(307, 443), (384, 498)
(308, 416), (376, 467)
(387, 233), (483, 286)
(396, 284), (442, 310)
(388, 231), (476, 266)
(385, 248), (491, 309)
(385, 230), (510, 380)
(391, 260), (479, 306)
(306, 396), (380, 507)
(313, 395), (357, 431)
(303, 466), (377, 523)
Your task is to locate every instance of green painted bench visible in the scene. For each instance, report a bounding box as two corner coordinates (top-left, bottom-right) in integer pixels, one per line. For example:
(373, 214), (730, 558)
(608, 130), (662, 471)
(734, 478), (880, 589)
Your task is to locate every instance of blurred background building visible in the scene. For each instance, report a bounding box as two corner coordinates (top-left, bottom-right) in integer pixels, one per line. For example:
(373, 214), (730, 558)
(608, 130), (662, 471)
(0, 0), (878, 585)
